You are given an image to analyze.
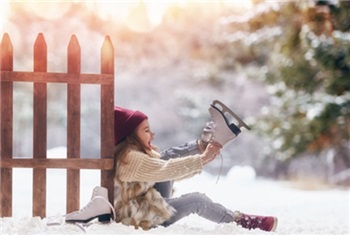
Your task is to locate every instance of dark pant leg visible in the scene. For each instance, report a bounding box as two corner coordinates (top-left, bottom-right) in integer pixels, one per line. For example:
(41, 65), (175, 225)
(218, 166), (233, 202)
(162, 192), (234, 227)
(156, 141), (200, 198)
(154, 181), (174, 198)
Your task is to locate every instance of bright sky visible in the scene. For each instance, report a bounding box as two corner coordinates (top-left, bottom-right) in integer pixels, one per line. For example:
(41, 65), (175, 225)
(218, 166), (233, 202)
(1, 0), (253, 33)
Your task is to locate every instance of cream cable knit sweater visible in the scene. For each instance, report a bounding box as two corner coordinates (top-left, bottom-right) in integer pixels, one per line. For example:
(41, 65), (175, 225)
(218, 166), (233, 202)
(117, 150), (203, 183)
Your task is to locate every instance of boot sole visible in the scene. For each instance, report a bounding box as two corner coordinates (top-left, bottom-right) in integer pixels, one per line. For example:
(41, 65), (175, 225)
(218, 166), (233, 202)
(65, 213), (111, 224)
(270, 217), (278, 232)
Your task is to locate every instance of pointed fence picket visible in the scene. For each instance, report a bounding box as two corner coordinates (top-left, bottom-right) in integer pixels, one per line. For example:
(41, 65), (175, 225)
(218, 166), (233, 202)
(0, 33), (115, 218)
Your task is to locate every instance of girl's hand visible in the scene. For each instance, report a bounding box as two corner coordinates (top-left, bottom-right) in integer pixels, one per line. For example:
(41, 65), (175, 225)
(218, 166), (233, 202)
(201, 142), (222, 165)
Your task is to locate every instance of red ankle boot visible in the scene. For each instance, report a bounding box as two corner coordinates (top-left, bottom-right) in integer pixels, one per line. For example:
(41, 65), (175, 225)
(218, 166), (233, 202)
(233, 211), (278, 232)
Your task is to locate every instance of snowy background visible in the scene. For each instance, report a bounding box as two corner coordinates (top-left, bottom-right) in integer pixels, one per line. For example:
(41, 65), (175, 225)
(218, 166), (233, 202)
(0, 147), (349, 235)
(1, 1), (350, 234)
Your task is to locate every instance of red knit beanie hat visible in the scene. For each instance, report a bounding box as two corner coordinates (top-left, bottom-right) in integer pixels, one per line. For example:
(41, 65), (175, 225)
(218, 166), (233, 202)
(114, 106), (148, 145)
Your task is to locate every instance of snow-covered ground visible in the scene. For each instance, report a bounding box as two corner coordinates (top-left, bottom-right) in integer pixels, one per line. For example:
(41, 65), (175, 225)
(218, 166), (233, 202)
(1, 147), (349, 234)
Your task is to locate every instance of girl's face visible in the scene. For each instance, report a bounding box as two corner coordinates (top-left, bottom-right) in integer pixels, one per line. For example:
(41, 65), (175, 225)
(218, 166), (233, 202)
(135, 119), (154, 150)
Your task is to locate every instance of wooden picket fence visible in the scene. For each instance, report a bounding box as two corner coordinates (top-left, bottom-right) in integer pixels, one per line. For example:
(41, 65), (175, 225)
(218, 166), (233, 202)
(0, 33), (115, 218)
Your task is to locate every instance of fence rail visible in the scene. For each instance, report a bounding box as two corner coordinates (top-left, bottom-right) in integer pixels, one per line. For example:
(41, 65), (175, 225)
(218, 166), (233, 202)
(1, 71), (114, 84)
(0, 158), (114, 170)
(0, 32), (115, 218)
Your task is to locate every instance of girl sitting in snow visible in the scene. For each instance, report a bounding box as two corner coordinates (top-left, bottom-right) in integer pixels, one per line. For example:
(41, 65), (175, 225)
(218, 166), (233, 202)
(112, 106), (278, 232)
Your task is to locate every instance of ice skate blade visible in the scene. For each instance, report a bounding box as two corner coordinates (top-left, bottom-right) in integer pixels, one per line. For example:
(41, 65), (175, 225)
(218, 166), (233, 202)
(209, 105), (241, 137)
(211, 100), (251, 131)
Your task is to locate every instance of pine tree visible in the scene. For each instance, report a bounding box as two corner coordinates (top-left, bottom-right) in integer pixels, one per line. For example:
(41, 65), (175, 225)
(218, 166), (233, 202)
(217, 0), (350, 162)
(247, 0), (350, 163)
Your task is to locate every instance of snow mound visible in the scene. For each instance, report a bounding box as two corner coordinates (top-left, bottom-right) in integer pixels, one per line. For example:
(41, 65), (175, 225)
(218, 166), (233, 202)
(1, 148), (349, 234)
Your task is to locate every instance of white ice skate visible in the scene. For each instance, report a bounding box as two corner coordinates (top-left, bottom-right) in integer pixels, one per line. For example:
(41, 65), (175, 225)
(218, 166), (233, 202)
(65, 186), (115, 224)
(208, 100), (250, 146)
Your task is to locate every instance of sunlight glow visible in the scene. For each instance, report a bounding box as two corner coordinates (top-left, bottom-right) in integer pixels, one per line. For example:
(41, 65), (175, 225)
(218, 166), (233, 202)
(81, 0), (253, 32)
(1, 1), (10, 31)
(125, 1), (153, 32)
(82, 1), (169, 32)
(85, 1), (132, 21)
(1, 0), (254, 34)
(224, 0), (253, 10)
(143, 0), (171, 28)
(21, 2), (71, 20)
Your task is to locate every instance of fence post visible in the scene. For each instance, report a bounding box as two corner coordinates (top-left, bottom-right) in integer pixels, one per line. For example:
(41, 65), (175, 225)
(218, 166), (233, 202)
(0, 33), (115, 217)
(100, 36), (115, 204)
(0, 33), (14, 217)
(33, 33), (47, 218)
(67, 35), (81, 213)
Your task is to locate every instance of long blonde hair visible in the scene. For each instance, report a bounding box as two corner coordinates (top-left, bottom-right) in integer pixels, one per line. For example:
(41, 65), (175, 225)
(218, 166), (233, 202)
(113, 132), (158, 172)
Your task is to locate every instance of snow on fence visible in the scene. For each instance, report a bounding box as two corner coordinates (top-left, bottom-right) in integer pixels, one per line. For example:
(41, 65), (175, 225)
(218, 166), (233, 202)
(0, 33), (115, 218)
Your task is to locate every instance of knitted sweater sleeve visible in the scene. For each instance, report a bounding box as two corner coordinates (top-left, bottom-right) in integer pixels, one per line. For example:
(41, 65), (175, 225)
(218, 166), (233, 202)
(118, 150), (203, 183)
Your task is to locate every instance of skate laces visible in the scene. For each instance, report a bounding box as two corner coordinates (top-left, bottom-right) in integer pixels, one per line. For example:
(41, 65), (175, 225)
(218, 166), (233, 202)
(215, 153), (223, 184)
(234, 212), (262, 229)
(94, 195), (116, 221)
(72, 197), (116, 233)
(81, 196), (116, 221)
(67, 196), (115, 219)
(46, 196), (116, 232)
(71, 197), (116, 233)
(74, 221), (93, 233)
